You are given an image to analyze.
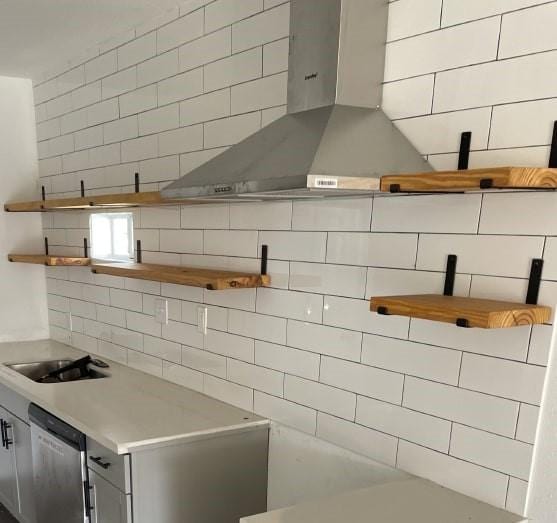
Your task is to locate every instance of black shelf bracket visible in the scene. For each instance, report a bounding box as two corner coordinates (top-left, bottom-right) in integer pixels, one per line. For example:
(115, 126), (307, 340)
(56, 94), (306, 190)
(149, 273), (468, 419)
(458, 131), (472, 170)
(135, 172), (140, 193)
(526, 258), (544, 305)
(83, 238), (89, 258)
(456, 318), (470, 328)
(136, 240), (142, 264)
(376, 306), (389, 316)
(444, 254), (457, 297)
(44, 237), (49, 256)
(41, 185), (46, 201)
(80, 180), (85, 198)
(260, 245), (268, 276)
(549, 121), (557, 169)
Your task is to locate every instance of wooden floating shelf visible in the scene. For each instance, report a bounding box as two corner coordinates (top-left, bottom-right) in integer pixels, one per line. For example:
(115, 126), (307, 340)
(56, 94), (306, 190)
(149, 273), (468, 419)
(3, 191), (186, 212)
(91, 262), (271, 290)
(380, 166), (557, 193)
(8, 254), (91, 266)
(370, 294), (551, 329)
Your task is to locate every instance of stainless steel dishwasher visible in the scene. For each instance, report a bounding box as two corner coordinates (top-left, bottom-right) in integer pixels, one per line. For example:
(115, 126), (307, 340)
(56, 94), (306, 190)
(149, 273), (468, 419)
(29, 404), (91, 523)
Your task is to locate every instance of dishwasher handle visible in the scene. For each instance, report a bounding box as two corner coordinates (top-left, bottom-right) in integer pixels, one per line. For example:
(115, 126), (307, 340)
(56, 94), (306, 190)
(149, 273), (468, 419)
(89, 456), (111, 469)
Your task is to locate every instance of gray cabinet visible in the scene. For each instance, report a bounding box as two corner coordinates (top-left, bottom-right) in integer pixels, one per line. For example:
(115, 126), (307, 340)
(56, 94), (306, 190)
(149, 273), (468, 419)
(0, 405), (17, 515)
(13, 417), (35, 523)
(89, 470), (131, 523)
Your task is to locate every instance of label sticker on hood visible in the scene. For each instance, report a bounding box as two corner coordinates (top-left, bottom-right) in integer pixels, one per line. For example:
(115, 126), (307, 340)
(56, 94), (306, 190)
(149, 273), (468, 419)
(314, 177), (338, 189)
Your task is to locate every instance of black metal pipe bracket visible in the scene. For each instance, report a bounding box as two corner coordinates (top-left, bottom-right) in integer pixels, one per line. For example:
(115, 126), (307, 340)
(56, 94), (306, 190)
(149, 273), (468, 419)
(260, 245), (268, 275)
(44, 237), (49, 256)
(80, 180), (85, 198)
(135, 173), (140, 193)
(549, 121), (557, 169)
(526, 258), (544, 305)
(136, 240), (142, 264)
(444, 254), (457, 297)
(83, 238), (89, 258)
(458, 131), (472, 170)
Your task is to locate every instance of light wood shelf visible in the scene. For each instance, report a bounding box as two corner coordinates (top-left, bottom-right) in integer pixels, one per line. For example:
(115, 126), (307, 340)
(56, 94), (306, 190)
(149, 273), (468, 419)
(91, 262), (271, 290)
(370, 294), (551, 329)
(8, 254), (91, 266)
(380, 166), (557, 193)
(3, 191), (185, 212)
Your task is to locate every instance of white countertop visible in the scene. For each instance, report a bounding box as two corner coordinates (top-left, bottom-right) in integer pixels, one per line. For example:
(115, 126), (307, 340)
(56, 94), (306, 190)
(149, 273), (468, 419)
(0, 339), (268, 454)
(241, 478), (527, 523)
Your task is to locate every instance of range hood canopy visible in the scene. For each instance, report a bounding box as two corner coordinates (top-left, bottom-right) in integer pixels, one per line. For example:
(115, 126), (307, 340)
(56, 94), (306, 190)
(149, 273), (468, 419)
(162, 0), (432, 202)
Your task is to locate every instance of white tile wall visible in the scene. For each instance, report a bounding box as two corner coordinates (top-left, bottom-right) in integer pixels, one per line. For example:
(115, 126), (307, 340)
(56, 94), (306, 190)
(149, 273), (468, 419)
(34, 0), (557, 515)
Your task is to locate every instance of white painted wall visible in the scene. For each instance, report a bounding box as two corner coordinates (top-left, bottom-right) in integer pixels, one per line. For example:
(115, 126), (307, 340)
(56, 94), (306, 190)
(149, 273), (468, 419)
(0, 76), (49, 341)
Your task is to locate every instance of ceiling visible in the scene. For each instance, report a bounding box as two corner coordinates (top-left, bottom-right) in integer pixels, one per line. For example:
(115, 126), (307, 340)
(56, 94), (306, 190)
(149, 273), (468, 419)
(0, 0), (184, 79)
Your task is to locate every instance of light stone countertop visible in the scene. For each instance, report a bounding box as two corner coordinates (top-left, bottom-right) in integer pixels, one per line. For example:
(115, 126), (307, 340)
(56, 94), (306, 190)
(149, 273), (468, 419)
(0, 339), (268, 454)
(241, 478), (527, 523)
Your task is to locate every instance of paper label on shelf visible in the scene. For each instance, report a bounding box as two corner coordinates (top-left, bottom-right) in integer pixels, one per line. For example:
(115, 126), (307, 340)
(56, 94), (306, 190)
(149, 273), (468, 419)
(314, 177), (338, 189)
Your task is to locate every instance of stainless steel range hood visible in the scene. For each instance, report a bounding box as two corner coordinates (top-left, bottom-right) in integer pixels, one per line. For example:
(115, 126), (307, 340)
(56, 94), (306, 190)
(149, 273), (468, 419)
(162, 0), (432, 202)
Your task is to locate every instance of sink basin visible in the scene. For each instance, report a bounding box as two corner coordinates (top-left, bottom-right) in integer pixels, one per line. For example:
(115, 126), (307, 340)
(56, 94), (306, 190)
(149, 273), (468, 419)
(6, 359), (108, 383)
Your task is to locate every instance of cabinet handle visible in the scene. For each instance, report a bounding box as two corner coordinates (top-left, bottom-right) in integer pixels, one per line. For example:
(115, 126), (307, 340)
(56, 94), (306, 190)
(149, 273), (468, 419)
(89, 456), (111, 469)
(0, 419), (5, 448)
(2, 421), (12, 450)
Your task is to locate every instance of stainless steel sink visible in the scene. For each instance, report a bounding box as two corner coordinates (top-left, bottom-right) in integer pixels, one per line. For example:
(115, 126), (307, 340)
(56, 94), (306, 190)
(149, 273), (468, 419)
(6, 359), (108, 383)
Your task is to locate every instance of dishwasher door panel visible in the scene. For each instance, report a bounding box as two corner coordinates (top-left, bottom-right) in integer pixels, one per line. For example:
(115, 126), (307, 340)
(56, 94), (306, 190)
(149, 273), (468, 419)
(30, 423), (87, 523)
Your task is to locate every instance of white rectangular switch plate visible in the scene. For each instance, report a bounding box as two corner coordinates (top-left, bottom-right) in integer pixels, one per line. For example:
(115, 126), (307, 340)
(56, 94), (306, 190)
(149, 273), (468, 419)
(197, 306), (208, 334)
(154, 298), (168, 325)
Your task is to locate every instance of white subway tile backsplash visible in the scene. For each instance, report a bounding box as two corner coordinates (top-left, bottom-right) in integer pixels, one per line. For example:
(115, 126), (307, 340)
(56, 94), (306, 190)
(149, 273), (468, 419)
(179, 28), (232, 72)
(102, 68), (137, 99)
(231, 72), (287, 114)
(162, 362), (203, 392)
(158, 68), (203, 106)
(410, 319), (532, 362)
(118, 33), (157, 70)
(205, 0), (262, 33)
(285, 375), (356, 421)
(516, 403), (540, 444)
(204, 112), (261, 148)
(180, 89), (231, 127)
(287, 321), (362, 362)
(74, 126), (103, 151)
(72, 82), (102, 110)
(203, 375), (253, 411)
(387, 0), (442, 41)
(181, 204), (230, 229)
(258, 231), (327, 262)
(528, 325), (552, 366)
(158, 125), (203, 156)
(162, 320), (203, 347)
(204, 230), (259, 257)
(138, 104), (179, 135)
(254, 392), (316, 435)
(460, 353), (546, 405)
(121, 135), (158, 162)
(231, 3), (290, 53)
(490, 98), (557, 150)
(385, 17), (500, 82)
(417, 234), (544, 278)
(157, 9), (204, 53)
(317, 413), (398, 466)
(362, 335), (461, 385)
(204, 48), (262, 93)
(87, 99), (119, 127)
(403, 377), (519, 437)
(144, 334), (181, 363)
(181, 345), (227, 378)
(227, 359), (284, 396)
(397, 441), (509, 508)
(320, 356), (404, 405)
(292, 198), (372, 232)
(230, 201), (291, 230)
(205, 329), (255, 362)
(434, 51), (557, 113)
(256, 288), (323, 324)
(141, 206), (181, 228)
(356, 396), (451, 452)
(137, 50), (179, 87)
(290, 262), (367, 299)
(441, 0), (548, 26)
(327, 233), (417, 269)
(450, 424), (533, 480)
(372, 194), (482, 233)
(507, 478), (528, 516)
(228, 309), (287, 344)
(255, 340), (320, 380)
(160, 229), (203, 254)
(85, 52), (118, 83)
(263, 38), (289, 76)
(383, 75), (435, 120)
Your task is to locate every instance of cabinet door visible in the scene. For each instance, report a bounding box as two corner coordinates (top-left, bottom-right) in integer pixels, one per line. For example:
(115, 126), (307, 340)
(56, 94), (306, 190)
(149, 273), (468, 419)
(13, 417), (36, 523)
(0, 406), (17, 514)
(89, 469), (131, 523)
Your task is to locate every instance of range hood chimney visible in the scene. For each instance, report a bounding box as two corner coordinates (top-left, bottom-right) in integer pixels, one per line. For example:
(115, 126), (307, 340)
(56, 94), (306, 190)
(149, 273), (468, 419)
(162, 0), (432, 202)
